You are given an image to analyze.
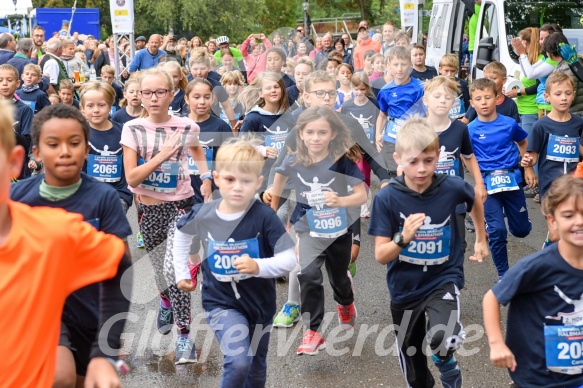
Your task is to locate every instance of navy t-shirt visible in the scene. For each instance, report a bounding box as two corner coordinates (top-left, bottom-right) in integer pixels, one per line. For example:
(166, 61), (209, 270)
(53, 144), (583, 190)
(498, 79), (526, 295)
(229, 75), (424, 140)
(111, 107), (140, 125)
(410, 66), (438, 82)
(170, 89), (187, 116)
(468, 114), (527, 174)
(492, 243), (583, 387)
(287, 84), (300, 107)
(341, 98), (380, 143)
(527, 115), (583, 199)
(275, 154), (364, 235)
(367, 174), (474, 304)
(465, 96), (520, 124)
(240, 109), (296, 191)
(85, 121), (133, 206)
(10, 173), (132, 328)
(176, 199), (294, 323)
(15, 88), (51, 114)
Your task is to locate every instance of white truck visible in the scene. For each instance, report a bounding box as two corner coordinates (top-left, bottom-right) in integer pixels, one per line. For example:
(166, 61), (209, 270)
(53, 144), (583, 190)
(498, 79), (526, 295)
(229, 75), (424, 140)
(425, 0), (583, 82)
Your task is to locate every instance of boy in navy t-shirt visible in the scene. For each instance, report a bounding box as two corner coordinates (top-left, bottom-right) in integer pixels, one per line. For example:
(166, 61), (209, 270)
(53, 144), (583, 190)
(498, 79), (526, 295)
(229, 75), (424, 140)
(375, 46), (425, 177)
(173, 139), (295, 387)
(462, 61), (520, 124)
(10, 104), (132, 385)
(467, 78), (535, 280)
(438, 54), (470, 120)
(369, 117), (488, 388)
(483, 174), (583, 387)
(15, 64), (51, 115)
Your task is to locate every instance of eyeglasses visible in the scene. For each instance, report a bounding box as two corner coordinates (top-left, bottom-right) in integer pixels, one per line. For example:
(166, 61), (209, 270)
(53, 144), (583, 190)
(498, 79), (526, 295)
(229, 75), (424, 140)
(308, 90), (338, 98)
(139, 89), (170, 98)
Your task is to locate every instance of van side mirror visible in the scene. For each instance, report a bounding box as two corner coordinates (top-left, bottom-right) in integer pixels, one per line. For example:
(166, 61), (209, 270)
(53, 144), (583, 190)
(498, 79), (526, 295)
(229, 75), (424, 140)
(476, 37), (496, 70)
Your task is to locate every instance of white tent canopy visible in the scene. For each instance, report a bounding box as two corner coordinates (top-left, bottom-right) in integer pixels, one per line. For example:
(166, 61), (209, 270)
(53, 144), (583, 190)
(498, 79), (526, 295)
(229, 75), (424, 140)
(0, 0), (33, 19)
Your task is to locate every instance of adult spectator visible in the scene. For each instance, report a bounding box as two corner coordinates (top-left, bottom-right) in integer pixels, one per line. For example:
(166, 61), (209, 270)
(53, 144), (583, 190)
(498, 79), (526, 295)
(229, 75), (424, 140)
(7, 38), (34, 81)
(135, 36), (147, 50)
(160, 35), (182, 63)
(41, 37), (68, 94)
(242, 33), (272, 82)
(128, 34), (166, 72)
(0, 33), (16, 65)
(381, 22), (397, 54)
(315, 33), (334, 66)
(353, 25), (381, 70)
(213, 36), (243, 67)
(359, 20), (374, 38)
(334, 37), (353, 66)
(341, 33), (354, 55)
(30, 26), (46, 64)
(71, 31), (83, 46)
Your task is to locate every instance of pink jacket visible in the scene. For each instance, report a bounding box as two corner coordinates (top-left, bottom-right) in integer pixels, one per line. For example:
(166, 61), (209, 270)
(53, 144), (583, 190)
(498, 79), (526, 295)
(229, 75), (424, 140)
(242, 37), (272, 82)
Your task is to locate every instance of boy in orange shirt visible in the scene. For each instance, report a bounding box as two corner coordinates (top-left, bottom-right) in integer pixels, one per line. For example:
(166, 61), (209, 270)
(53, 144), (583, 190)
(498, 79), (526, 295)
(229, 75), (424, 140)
(0, 99), (131, 388)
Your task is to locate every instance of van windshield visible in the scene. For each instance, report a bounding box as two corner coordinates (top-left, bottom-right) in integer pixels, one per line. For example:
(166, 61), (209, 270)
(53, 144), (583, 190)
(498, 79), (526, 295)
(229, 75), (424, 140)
(505, 0), (583, 61)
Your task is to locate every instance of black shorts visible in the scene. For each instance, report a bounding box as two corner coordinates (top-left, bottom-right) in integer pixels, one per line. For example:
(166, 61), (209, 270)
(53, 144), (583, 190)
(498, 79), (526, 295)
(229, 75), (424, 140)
(352, 217), (361, 246)
(58, 321), (97, 376)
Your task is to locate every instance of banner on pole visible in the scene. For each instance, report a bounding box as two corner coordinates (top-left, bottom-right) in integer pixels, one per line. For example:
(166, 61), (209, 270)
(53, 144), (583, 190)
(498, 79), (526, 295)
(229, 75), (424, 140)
(399, 0), (418, 42)
(110, 0), (134, 34)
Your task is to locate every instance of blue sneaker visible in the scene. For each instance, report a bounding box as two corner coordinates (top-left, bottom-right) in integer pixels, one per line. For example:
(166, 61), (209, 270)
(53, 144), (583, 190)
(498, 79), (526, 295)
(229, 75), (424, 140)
(273, 302), (300, 328)
(157, 300), (173, 335)
(136, 233), (144, 249)
(175, 335), (197, 364)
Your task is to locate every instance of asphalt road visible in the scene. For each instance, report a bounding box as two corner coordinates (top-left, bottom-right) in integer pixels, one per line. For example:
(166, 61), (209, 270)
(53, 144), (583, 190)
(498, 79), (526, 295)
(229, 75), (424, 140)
(119, 183), (546, 388)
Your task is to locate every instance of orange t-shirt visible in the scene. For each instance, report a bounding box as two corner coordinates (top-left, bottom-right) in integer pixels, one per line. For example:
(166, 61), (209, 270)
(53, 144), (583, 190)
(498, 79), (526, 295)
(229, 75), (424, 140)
(354, 38), (382, 71)
(0, 200), (125, 388)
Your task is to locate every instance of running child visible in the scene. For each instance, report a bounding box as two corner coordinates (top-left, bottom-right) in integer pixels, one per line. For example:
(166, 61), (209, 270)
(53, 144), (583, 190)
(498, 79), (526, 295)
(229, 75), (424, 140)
(287, 57), (314, 110)
(468, 78), (534, 280)
(411, 45), (438, 81)
(334, 63), (354, 110)
(160, 61), (188, 116)
(173, 139), (296, 387)
(369, 117), (489, 388)
(99, 65), (124, 114)
(0, 63), (33, 178)
(265, 48), (295, 88)
(271, 106), (367, 355)
(0, 100), (130, 388)
(438, 54), (470, 120)
(424, 76), (486, 251)
(80, 81), (133, 212)
(9, 103), (133, 387)
(521, 72), (583, 245)
(112, 77), (144, 125)
(49, 93), (61, 104)
(121, 68), (211, 364)
(15, 63), (51, 114)
(341, 70), (379, 217)
(462, 61), (520, 124)
(376, 46), (425, 177)
(219, 70), (245, 129)
(483, 174), (583, 387)
(371, 52), (394, 97)
(239, 72), (296, 194)
(368, 53), (385, 81)
(185, 78), (233, 202)
(58, 79), (80, 109)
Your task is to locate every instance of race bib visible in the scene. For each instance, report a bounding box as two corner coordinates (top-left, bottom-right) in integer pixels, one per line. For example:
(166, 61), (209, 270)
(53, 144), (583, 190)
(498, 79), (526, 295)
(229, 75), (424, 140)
(544, 325), (583, 375)
(307, 207), (348, 238)
(220, 112), (240, 126)
(187, 148), (214, 175)
(207, 238), (260, 282)
(436, 159), (459, 176)
(485, 169), (519, 195)
(547, 134), (580, 163)
(265, 133), (287, 152)
(449, 97), (466, 119)
(137, 158), (179, 193)
(399, 224), (451, 268)
(87, 154), (122, 182)
(362, 123), (375, 143)
(383, 118), (405, 143)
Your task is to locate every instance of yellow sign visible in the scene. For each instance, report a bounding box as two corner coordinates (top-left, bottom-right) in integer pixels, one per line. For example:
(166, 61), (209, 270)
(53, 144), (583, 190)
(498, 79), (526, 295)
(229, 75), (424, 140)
(404, 3), (415, 10)
(114, 10), (129, 16)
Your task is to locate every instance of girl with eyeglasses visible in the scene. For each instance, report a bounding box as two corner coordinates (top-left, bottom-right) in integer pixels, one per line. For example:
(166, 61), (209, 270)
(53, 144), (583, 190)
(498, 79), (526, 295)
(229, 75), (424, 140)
(120, 68), (212, 365)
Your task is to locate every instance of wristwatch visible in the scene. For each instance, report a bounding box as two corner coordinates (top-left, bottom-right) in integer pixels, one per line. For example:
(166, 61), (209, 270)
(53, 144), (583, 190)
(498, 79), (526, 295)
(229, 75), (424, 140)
(393, 232), (409, 248)
(105, 358), (130, 375)
(516, 90), (522, 97)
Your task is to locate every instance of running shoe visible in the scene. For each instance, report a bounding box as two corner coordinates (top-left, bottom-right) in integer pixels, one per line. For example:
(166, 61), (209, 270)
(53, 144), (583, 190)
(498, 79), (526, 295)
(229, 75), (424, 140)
(534, 193), (540, 203)
(136, 232), (144, 249)
(297, 330), (326, 355)
(524, 186), (539, 198)
(273, 302), (300, 328)
(175, 335), (197, 364)
(337, 302), (357, 330)
(157, 299), (174, 335)
(464, 216), (475, 233)
(360, 203), (370, 219)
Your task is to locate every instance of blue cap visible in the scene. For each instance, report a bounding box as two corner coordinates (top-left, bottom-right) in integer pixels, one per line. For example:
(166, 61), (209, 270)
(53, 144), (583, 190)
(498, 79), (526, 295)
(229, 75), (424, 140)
(62, 20), (69, 24)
